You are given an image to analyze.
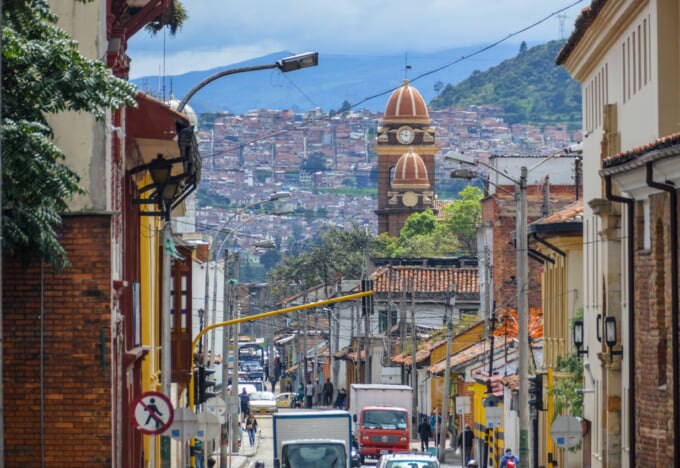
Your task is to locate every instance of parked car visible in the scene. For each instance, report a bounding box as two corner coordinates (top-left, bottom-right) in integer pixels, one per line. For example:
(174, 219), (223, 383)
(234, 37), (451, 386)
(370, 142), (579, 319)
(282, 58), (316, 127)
(248, 391), (278, 414)
(275, 392), (295, 408)
(377, 452), (440, 468)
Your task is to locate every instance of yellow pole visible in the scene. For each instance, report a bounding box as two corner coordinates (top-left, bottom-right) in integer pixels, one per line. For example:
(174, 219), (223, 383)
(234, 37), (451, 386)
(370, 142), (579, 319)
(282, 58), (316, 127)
(547, 367), (554, 467)
(189, 290), (373, 409)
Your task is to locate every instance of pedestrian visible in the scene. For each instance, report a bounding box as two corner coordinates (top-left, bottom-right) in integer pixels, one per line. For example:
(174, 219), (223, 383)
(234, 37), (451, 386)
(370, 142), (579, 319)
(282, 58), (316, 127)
(323, 378), (334, 406)
(305, 380), (314, 408)
(239, 388), (250, 421)
(245, 414), (258, 447)
(417, 416), (432, 452)
(457, 424), (475, 465)
(429, 411), (436, 438)
(500, 448), (519, 467)
(435, 413), (442, 445)
(335, 387), (347, 409)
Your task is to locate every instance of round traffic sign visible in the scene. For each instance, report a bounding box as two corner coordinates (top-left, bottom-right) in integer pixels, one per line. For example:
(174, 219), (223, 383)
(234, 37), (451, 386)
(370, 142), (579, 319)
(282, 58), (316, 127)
(131, 391), (174, 435)
(550, 415), (582, 448)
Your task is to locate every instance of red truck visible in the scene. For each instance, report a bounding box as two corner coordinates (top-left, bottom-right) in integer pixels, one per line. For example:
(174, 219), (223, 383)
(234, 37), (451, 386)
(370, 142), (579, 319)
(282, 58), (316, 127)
(349, 384), (413, 463)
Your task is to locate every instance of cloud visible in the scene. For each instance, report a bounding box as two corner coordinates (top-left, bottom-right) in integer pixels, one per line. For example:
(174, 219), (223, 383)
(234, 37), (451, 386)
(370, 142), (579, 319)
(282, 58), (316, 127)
(128, 0), (584, 78)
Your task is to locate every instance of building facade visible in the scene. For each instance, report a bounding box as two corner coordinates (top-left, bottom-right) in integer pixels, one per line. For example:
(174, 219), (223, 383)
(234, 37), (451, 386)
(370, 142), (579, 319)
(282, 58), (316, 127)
(558, 0), (680, 465)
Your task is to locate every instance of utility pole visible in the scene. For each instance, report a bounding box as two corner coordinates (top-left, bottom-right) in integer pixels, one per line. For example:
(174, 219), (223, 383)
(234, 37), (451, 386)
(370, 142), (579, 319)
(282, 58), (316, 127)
(362, 279), (372, 384)
(303, 287), (309, 384)
(220, 250), (230, 468)
(439, 284), (456, 461)
(160, 222), (172, 468)
(517, 166), (529, 465)
(410, 277), (418, 437)
(230, 253), (240, 453)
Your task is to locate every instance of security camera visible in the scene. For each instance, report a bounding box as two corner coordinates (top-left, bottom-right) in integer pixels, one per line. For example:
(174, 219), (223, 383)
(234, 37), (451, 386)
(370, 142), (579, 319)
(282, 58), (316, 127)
(583, 361), (590, 369)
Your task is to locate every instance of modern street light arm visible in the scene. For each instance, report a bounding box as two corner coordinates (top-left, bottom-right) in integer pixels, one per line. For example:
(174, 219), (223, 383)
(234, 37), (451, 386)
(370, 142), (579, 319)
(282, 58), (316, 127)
(176, 51), (318, 113)
(445, 151), (520, 185)
(177, 63), (278, 113)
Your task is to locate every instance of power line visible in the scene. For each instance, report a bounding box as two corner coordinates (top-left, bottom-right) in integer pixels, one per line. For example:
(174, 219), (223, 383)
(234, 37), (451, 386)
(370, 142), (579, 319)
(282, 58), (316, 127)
(194, 0), (585, 163)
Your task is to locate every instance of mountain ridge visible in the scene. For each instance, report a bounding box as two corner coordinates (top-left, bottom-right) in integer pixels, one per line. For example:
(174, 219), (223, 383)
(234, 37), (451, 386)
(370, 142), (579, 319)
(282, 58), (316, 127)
(132, 44), (525, 114)
(430, 40), (581, 128)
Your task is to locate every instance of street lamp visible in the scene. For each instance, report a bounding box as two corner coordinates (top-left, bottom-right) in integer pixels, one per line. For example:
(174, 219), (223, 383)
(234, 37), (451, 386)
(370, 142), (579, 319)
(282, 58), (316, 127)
(177, 52), (319, 113)
(445, 150), (530, 463)
(203, 191), (292, 368)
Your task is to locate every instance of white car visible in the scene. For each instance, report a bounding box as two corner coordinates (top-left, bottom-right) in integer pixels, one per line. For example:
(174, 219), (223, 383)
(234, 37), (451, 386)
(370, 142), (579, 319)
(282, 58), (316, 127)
(377, 452), (440, 468)
(248, 391), (278, 414)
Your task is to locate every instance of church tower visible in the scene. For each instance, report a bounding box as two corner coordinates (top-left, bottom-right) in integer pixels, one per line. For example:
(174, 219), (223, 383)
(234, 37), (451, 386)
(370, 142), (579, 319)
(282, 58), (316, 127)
(375, 79), (437, 236)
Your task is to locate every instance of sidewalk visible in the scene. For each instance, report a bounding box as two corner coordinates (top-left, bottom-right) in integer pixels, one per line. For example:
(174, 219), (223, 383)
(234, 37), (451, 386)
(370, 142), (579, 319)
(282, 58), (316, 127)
(213, 429), (260, 468)
(408, 439), (466, 468)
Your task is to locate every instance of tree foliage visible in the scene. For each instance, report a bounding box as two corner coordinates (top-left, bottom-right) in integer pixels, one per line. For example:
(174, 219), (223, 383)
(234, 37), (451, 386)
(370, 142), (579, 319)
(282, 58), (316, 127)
(267, 225), (372, 300)
(2, 0), (138, 269)
(552, 307), (584, 419)
(440, 186), (483, 253)
(430, 40), (581, 129)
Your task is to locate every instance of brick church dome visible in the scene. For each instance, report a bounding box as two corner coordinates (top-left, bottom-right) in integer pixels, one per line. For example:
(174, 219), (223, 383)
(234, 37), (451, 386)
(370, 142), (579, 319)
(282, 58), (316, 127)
(383, 79), (430, 124)
(392, 148), (430, 189)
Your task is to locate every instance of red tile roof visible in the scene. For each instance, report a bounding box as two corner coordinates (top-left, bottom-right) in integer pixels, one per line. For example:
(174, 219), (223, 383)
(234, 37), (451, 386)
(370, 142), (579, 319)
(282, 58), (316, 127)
(602, 132), (680, 169)
(531, 199), (583, 226)
(429, 340), (505, 375)
(556, 0), (609, 65)
(371, 266), (479, 294)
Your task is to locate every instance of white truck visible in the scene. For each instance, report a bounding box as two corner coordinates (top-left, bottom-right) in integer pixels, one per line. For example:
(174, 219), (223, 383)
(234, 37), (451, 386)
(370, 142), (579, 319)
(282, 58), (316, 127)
(348, 384), (413, 462)
(272, 410), (357, 468)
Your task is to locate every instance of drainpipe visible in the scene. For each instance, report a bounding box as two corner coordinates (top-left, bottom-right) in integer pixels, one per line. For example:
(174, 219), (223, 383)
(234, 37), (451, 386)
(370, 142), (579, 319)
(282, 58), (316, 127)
(604, 176), (636, 464)
(645, 163), (680, 458)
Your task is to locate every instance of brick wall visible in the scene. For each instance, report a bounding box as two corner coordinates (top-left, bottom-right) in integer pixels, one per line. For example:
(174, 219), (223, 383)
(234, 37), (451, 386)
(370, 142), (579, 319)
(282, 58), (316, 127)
(4, 215), (113, 466)
(634, 194), (674, 466)
(485, 185), (576, 312)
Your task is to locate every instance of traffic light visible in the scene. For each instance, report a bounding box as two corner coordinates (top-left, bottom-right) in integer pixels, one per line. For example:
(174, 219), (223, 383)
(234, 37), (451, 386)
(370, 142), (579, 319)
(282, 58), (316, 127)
(528, 374), (544, 411)
(197, 365), (218, 404)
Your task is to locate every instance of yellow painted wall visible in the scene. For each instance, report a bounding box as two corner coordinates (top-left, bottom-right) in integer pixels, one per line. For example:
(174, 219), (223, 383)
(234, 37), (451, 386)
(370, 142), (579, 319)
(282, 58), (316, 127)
(138, 173), (163, 465)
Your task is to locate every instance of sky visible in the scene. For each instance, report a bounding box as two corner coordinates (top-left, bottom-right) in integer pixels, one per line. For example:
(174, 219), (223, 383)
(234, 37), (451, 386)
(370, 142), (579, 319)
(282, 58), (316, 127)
(127, 0), (586, 79)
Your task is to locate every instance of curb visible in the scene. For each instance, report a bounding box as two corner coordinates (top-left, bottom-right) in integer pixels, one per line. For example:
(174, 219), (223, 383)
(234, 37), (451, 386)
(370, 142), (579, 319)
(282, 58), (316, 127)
(236, 429), (261, 468)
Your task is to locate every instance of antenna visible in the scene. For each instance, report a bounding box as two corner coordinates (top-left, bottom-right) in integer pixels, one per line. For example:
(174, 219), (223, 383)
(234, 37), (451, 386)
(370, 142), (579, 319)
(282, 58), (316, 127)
(404, 52), (412, 80)
(557, 14), (568, 40)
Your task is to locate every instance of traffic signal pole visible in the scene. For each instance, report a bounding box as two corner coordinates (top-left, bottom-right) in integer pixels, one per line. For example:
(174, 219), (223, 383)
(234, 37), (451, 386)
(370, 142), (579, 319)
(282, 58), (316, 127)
(189, 290), (374, 410)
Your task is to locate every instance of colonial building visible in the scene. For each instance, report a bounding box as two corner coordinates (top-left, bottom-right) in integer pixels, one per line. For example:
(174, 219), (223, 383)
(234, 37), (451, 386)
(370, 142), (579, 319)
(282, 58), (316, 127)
(375, 80), (439, 236)
(558, 0), (680, 466)
(3, 2), (199, 467)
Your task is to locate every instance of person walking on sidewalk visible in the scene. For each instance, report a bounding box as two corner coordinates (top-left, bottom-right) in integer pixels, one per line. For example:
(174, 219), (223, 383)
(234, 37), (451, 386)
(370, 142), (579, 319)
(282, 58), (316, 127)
(418, 416), (432, 452)
(305, 380), (314, 408)
(245, 415), (258, 447)
(239, 388), (250, 421)
(457, 425), (475, 465)
(323, 379), (334, 406)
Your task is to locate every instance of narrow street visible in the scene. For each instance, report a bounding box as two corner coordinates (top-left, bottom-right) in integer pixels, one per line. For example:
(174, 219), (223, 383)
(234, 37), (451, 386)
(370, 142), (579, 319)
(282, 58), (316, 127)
(238, 408), (465, 468)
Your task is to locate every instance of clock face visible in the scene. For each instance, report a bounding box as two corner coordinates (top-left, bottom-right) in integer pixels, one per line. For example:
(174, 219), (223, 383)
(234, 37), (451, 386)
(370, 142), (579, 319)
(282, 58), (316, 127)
(402, 191), (418, 207)
(397, 126), (415, 144)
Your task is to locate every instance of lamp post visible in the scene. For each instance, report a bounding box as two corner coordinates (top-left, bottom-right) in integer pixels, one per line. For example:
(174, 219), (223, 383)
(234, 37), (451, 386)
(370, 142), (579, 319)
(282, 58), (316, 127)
(177, 52), (319, 113)
(446, 150), (530, 464)
(439, 284), (456, 461)
(203, 192), (291, 369)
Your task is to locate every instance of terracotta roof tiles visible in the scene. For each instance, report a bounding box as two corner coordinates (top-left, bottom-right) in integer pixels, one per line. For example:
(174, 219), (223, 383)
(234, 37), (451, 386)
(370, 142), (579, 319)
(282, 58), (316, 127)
(602, 132), (680, 169)
(371, 266), (479, 294)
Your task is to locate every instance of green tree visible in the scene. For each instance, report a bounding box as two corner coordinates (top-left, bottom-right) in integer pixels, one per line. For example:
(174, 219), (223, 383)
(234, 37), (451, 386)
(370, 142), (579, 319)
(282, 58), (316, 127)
(399, 209), (437, 240)
(440, 186), (483, 253)
(2, 0), (137, 269)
